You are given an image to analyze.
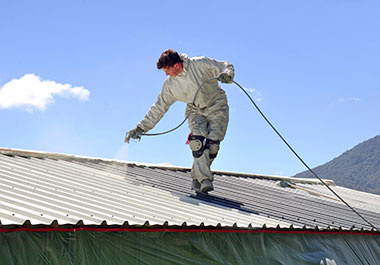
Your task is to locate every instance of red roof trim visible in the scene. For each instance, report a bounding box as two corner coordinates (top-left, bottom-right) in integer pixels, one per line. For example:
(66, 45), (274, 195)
(0, 227), (378, 235)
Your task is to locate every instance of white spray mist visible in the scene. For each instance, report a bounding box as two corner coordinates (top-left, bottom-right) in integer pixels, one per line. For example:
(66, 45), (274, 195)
(114, 143), (129, 161)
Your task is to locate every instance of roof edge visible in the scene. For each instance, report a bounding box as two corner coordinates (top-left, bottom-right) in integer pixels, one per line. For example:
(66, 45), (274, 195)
(0, 222), (377, 234)
(0, 147), (335, 186)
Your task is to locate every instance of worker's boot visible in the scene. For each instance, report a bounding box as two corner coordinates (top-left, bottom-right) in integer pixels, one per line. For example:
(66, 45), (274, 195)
(200, 179), (213, 193)
(191, 179), (201, 192)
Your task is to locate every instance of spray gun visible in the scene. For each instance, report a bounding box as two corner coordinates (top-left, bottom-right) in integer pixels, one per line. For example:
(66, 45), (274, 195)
(125, 127), (143, 143)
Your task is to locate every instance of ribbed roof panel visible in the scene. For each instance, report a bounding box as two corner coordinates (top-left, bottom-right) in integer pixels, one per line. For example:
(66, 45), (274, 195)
(0, 148), (379, 232)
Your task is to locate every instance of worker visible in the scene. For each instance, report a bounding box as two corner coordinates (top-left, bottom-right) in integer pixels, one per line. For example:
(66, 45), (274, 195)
(126, 49), (234, 193)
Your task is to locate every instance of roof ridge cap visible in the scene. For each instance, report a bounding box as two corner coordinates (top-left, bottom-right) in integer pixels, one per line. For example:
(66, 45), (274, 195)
(0, 147), (335, 186)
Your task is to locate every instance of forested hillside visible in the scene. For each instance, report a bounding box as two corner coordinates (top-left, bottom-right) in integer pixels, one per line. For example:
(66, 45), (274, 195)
(293, 135), (380, 195)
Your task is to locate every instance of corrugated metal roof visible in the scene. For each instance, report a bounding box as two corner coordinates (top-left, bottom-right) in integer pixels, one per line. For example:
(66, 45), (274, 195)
(0, 147), (379, 232)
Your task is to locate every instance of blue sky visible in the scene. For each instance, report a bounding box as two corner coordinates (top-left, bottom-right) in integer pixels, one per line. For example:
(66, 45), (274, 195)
(1, 0), (379, 177)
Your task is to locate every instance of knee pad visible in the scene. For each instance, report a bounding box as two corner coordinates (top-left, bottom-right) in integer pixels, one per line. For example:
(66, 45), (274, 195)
(189, 135), (205, 158)
(206, 139), (220, 159)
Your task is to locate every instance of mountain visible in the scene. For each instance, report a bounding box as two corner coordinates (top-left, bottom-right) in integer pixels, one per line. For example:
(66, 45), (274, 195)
(293, 135), (380, 195)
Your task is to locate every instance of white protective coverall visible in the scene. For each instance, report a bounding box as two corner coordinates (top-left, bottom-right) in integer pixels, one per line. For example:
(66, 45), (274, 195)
(137, 54), (234, 184)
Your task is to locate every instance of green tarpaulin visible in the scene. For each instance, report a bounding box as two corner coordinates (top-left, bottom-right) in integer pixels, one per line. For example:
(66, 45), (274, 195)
(0, 229), (379, 265)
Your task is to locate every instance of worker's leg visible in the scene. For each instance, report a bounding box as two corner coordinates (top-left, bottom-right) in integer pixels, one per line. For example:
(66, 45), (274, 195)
(187, 108), (213, 191)
(207, 92), (229, 140)
(199, 99), (229, 192)
(206, 101), (229, 157)
(187, 102), (229, 193)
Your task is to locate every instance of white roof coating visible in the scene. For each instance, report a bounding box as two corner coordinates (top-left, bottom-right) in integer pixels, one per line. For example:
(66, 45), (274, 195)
(0, 148), (290, 228)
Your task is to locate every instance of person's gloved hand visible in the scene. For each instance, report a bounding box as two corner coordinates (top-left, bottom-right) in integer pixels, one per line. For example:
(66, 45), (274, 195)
(217, 72), (233, 84)
(125, 126), (144, 143)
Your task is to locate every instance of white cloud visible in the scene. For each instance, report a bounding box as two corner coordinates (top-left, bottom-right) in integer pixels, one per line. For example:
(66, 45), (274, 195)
(330, 97), (360, 108)
(245, 87), (263, 102)
(338, 97), (360, 103)
(0, 74), (89, 112)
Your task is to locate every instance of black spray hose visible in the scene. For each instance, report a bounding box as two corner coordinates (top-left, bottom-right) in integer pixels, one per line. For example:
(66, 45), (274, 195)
(141, 77), (378, 232)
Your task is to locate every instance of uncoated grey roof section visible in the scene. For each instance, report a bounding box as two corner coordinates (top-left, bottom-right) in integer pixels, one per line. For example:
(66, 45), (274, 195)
(0, 147), (379, 231)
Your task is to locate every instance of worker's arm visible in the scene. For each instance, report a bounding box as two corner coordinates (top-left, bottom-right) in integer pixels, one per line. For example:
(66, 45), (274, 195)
(125, 84), (175, 143)
(137, 83), (176, 132)
(198, 56), (235, 83)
